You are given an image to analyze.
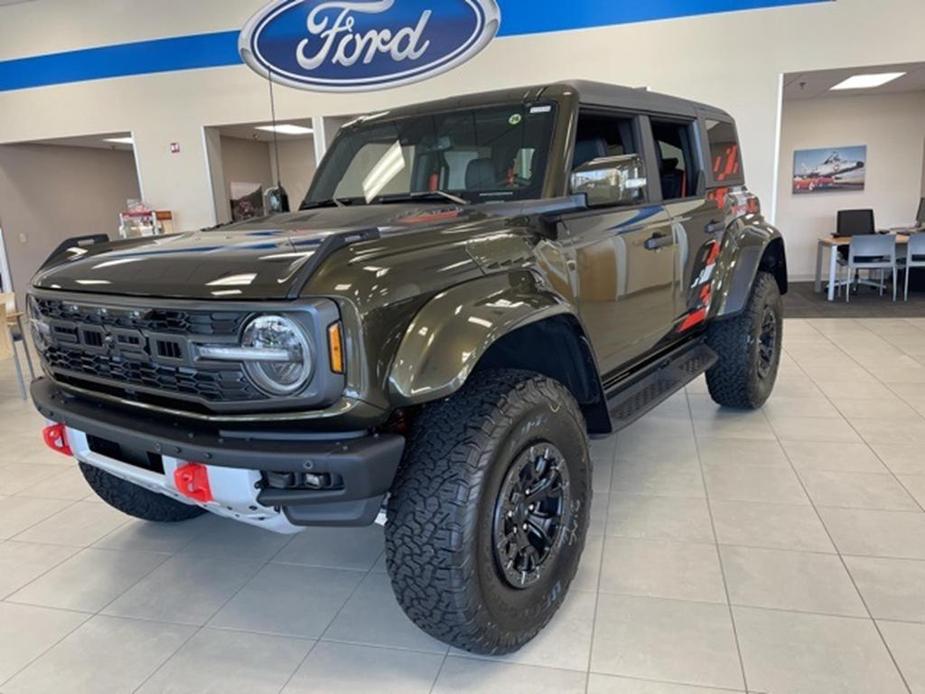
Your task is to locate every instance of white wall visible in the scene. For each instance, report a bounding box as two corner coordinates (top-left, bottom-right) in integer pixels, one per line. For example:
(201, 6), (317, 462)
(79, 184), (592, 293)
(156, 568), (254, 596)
(0, 0), (924, 260)
(777, 92), (925, 279)
(0, 144), (141, 303)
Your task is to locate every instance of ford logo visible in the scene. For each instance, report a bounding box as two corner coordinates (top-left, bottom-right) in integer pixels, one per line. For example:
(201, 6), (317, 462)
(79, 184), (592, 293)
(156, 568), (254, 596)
(239, 0), (502, 92)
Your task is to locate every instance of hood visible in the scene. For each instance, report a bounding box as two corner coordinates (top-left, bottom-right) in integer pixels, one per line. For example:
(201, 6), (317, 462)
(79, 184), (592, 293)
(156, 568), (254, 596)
(31, 204), (484, 301)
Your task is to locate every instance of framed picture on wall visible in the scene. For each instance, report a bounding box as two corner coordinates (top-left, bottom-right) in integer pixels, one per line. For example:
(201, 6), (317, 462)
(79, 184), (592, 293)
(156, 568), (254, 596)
(793, 146), (867, 194)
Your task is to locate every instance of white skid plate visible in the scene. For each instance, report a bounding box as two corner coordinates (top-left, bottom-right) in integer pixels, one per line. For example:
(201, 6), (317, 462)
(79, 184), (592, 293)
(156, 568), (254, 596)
(65, 426), (302, 534)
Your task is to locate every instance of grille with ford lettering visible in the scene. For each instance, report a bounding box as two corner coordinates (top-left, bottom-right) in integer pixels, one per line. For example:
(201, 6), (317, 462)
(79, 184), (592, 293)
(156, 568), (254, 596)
(32, 297), (267, 410)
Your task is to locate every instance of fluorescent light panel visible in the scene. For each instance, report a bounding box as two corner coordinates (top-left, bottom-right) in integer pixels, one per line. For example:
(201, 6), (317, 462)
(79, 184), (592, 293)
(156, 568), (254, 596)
(103, 136), (134, 145)
(255, 124), (314, 136)
(830, 72), (906, 90)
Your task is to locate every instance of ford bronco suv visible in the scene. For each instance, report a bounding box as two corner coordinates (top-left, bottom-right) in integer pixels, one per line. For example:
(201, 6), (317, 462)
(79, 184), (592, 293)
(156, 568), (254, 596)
(28, 81), (786, 655)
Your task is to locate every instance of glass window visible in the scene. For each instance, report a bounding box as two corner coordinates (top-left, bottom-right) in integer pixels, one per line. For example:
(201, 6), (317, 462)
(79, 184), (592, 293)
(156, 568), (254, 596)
(705, 119), (743, 183)
(651, 119), (701, 200)
(305, 103), (556, 207)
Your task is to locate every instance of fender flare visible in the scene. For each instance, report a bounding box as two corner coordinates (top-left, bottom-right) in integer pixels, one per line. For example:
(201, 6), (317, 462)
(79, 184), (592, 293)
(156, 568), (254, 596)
(388, 273), (578, 406)
(713, 226), (787, 318)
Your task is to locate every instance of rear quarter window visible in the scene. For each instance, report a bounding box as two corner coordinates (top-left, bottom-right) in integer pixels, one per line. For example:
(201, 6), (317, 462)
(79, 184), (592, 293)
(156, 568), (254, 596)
(705, 119), (743, 185)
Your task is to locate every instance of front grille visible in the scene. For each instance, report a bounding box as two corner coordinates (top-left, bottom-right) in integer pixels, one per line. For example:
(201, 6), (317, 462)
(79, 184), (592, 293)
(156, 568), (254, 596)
(33, 297), (267, 409)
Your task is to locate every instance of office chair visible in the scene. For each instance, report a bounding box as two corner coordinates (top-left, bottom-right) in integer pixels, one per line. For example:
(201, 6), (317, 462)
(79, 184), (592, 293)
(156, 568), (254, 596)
(833, 209), (877, 295)
(904, 233), (925, 301)
(845, 235), (898, 302)
(917, 198), (925, 229)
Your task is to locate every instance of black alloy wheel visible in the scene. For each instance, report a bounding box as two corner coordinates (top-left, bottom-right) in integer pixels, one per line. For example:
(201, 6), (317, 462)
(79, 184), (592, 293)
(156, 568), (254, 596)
(492, 444), (571, 589)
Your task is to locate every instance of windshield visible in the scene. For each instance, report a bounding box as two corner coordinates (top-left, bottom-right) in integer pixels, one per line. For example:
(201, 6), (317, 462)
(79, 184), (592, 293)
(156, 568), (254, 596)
(304, 103), (556, 207)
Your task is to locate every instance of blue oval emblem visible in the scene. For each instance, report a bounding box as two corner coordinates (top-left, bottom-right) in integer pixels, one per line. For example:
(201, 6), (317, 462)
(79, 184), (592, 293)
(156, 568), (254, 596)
(239, 0), (501, 92)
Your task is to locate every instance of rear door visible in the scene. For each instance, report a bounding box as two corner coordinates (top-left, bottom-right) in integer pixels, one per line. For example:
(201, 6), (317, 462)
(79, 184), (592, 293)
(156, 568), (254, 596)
(559, 110), (679, 377)
(646, 116), (724, 332)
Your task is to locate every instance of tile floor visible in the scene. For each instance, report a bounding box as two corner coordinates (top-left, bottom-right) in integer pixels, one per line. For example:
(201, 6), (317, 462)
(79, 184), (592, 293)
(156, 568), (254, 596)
(1, 317), (925, 693)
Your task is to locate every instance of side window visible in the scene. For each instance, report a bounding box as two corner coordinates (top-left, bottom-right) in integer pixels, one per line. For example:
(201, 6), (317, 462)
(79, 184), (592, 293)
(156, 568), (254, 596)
(650, 119), (701, 200)
(705, 119), (743, 184)
(572, 111), (639, 170)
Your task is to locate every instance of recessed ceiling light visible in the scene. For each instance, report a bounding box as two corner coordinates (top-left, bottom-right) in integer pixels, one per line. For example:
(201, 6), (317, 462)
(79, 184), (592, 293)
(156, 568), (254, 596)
(255, 124), (314, 136)
(830, 72), (907, 90)
(103, 136), (134, 145)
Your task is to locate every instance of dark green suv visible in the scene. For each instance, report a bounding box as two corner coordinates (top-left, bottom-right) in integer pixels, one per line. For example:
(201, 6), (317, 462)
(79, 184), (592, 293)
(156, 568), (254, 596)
(29, 81), (786, 655)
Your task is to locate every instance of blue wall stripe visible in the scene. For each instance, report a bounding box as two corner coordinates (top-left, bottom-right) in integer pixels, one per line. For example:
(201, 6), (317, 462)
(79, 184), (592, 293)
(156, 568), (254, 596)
(0, 0), (829, 92)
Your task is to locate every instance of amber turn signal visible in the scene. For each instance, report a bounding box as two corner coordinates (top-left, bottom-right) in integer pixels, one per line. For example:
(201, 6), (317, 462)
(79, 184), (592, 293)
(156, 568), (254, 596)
(327, 322), (345, 374)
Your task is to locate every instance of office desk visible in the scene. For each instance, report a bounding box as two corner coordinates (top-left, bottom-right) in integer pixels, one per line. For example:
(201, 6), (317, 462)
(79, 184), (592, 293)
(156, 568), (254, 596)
(815, 235), (909, 302)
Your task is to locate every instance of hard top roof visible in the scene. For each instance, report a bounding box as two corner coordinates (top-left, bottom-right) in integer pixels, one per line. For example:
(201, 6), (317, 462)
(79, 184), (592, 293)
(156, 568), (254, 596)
(351, 80), (734, 125)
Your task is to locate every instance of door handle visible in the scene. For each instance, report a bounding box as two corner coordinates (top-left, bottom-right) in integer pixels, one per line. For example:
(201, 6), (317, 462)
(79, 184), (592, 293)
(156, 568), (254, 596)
(705, 220), (726, 234)
(644, 232), (674, 251)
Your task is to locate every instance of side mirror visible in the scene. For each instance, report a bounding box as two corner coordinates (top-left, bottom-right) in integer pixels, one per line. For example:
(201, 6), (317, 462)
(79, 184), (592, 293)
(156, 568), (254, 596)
(570, 154), (647, 208)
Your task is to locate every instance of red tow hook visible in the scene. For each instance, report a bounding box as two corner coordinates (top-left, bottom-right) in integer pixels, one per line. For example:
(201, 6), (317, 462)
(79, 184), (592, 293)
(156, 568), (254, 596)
(42, 423), (72, 456)
(174, 463), (213, 503)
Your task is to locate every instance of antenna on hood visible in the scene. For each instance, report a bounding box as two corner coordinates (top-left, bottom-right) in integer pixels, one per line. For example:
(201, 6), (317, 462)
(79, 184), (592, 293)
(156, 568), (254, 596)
(264, 69), (291, 214)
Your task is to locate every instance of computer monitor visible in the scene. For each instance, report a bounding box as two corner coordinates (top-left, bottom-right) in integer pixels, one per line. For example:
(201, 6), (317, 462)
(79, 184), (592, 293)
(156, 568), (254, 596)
(917, 198), (925, 226)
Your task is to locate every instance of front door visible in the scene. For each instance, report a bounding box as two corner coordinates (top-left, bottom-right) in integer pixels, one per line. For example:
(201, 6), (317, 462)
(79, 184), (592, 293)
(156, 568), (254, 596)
(561, 205), (679, 377)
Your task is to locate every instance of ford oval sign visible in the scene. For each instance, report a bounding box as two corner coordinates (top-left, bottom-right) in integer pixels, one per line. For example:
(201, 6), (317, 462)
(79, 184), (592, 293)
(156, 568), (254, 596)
(239, 0), (501, 92)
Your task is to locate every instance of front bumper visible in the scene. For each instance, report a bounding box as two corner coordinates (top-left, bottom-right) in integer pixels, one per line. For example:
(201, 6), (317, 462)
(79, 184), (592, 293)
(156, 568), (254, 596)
(32, 378), (404, 528)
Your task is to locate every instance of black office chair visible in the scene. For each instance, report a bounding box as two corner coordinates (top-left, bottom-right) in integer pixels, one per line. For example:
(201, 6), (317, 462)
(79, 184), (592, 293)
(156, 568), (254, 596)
(916, 197), (925, 228)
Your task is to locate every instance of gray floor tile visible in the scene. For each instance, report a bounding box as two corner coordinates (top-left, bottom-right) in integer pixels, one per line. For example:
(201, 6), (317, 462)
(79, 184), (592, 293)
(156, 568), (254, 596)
(14, 466), (92, 501)
(844, 555), (925, 622)
(178, 515), (292, 563)
(770, 416), (863, 443)
(1, 615), (194, 694)
(818, 507), (925, 559)
(692, 413), (776, 441)
(851, 418), (925, 445)
(878, 621), (925, 694)
(434, 657), (587, 694)
(695, 437), (789, 467)
(899, 474), (925, 508)
(8, 547), (168, 612)
(611, 460), (705, 498)
(870, 442), (925, 474)
(0, 602), (88, 684)
(138, 628), (313, 694)
(0, 541), (78, 599)
(323, 571), (449, 653)
(761, 396), (842, 420)
(587, 674), (745, 693)
(0, 496), (72, 540)
(284, 641), (443, 694)
(734, 606), (907, 694)
(721, 546), (866, 617)
(606, 495), (714, 544)
(12, 500), (129, 547)
(273, 525), (385, 571)
(103, 554), (262, 625)
(704, 464), (809, 505)
(0, 464), (65, 496)
(711, 500), (835, 552)
(781, 440), (886, 473)
(209, 563), (363, 639)
(573, 533), (604, 592)
(591, 594), (743, 690)
(599, 538), (725, 604)
(91, 516), (207, 554)
(798, 469), (919, 511)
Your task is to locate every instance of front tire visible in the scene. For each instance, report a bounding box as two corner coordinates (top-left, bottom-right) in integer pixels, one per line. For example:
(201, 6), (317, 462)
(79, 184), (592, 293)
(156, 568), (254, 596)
(705, 270), (783, 409)
(79, 463), (207, 523)
(385, 369), (591, 655)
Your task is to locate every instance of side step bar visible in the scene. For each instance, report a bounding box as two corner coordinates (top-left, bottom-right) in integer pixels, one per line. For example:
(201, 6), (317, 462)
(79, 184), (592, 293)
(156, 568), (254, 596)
(605, 341), (718, 432)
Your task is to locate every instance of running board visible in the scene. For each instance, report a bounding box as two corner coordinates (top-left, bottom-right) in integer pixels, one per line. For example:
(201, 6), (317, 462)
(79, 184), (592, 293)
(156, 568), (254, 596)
(605, 342), (718, 432)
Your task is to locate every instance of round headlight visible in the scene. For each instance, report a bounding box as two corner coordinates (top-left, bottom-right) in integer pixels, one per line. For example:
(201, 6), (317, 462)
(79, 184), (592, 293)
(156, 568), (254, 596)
(241, 315), (313, 396)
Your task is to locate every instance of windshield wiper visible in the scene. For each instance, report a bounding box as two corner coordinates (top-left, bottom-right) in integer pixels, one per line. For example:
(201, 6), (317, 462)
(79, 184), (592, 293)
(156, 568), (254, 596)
(377, 191), (470, 206)
(300, 197), (348, 210)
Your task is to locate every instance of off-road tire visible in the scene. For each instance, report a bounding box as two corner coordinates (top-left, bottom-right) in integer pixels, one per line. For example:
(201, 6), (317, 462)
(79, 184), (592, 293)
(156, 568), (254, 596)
(385, 369), (591, 655)
(705, 270), (783, 409)
(79, 463), (206, 522)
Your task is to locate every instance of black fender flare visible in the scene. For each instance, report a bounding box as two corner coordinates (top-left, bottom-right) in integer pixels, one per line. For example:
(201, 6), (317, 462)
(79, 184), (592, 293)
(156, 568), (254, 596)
(712, 224), (787, 318)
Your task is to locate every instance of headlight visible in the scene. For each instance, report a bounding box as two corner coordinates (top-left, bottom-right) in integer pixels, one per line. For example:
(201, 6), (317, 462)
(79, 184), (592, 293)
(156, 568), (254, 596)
(241, 315), (313, 396)
(198, 315), (313, 396)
